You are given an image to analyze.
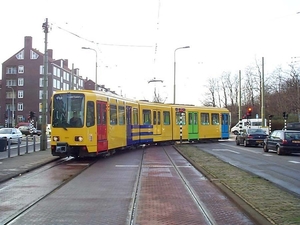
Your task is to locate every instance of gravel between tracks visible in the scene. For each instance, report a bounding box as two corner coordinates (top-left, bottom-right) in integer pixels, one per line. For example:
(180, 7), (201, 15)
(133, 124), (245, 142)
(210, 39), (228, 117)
(175, 144), (300, 225)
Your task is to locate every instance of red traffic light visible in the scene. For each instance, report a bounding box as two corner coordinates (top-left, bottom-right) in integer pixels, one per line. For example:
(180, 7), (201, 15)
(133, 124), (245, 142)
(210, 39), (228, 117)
(248, 107), (252, 112)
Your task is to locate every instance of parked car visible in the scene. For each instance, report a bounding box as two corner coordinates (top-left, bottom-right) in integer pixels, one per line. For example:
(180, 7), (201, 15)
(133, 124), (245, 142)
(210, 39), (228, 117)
(0, 128), (23, 144)
(15, 122), (31, 128)
(18, 126), (41, 136)
(236, 128), (268, 147)
(263, 130), (300, 155)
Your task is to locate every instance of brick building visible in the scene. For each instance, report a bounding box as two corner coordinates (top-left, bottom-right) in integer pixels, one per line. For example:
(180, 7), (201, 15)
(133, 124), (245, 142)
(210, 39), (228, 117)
(0, 36), (92, 128)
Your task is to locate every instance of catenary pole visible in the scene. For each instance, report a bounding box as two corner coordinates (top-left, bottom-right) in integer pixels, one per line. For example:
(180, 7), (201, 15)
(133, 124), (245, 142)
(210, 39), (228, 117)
(40, 18), (49, 151)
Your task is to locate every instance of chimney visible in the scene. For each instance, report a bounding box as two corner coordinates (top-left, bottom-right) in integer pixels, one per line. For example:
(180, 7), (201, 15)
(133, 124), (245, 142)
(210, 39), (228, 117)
(48, 49), (53, 60)
(24, 36), (32, 49)
(64, 59), (68, 68)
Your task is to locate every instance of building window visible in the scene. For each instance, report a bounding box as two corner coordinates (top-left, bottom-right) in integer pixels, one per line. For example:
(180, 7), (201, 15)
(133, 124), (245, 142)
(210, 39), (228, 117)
(39, 77), (48, 87)
(16, 50), (24, 59)
(18, 78), (24, 86)
(30, 50), (39, 59)
(40, 65), (44, 75)
(18, 65), (24, 73)
(39, 90), (48, 100)
(6, 90), (15, 99)
(6, 67), (17, 74)
(18, 90), (24, 98)
(6, 80), (17, 87)
(54, 67), (60, 77)
(17, 115), (24, 122)
(17, 103), (23, 111)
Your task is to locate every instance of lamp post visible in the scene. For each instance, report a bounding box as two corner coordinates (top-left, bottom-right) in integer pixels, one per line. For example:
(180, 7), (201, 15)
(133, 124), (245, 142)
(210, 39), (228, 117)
(82, 47), (98, 90)
(173, 46), (190, 104)
(7, 86), (15, 127)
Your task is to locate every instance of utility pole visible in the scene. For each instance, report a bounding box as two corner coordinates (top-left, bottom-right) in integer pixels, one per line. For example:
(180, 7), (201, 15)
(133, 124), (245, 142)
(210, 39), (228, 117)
(261, 57), (265, 127)
(238, 70), (242, 133)
(40, 18), (49, 150)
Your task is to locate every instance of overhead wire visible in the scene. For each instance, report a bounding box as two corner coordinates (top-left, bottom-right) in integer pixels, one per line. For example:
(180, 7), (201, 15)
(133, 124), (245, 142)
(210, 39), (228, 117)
(52, 22), (153, 48)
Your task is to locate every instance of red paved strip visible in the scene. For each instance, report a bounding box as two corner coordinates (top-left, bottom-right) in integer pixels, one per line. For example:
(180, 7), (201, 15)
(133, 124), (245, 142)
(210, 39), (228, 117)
(135, 147), (211, 225)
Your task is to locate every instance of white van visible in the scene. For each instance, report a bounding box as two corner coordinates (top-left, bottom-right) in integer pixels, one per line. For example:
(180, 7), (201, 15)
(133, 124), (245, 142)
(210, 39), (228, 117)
(231, 118), (269, 134)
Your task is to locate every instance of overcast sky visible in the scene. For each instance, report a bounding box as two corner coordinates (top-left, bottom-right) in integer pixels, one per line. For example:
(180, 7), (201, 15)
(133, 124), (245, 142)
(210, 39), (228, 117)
(1, 0), (300, 105)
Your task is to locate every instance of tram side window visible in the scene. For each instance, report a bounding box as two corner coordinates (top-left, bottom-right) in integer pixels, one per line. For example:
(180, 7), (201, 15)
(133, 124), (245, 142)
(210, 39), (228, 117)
(96, 104), (107, 125)
(97, 104), (101, 125)
(86, 101), (95, 127)
(118, 106), (125, 125)
(133, 108), (138, 125)
(110, 104), (117, 125)
(211, 113), (219, 125)
(201, 113), (209, 125)
(157, 111), (161, 125)
(222, 114), (229, 125)
(163, 111), (170, 125)
(102, 104), (107, 125)
(176, 112), (186, 125)
(143, 109), (151, 125)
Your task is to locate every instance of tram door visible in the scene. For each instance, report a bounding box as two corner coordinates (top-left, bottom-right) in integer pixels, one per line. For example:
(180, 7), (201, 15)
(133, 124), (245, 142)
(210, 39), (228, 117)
(153, 110), (162, 135)
(221, 113), (229, 139)
(188, 112), (199, 140)
(96, 101), (108, 152)
(126, 105), (132, 145)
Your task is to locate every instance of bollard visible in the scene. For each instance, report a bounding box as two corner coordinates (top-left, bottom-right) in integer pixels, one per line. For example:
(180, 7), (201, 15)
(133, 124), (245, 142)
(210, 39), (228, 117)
(17, 138), (21, 155)
(33, 136), (36, 152)
(7, 139), (11, 158)
(26, 136), (29, 153)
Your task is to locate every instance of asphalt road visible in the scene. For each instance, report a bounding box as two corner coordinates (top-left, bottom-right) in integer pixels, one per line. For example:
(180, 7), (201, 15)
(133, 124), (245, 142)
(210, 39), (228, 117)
(195, 139), (300, 197)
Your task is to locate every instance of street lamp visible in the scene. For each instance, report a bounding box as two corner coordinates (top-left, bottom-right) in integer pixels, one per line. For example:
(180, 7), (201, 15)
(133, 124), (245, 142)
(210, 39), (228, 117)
(7, 86), (15, 127)
(174, 46), (190, 104)
(82, 47), (98, 90)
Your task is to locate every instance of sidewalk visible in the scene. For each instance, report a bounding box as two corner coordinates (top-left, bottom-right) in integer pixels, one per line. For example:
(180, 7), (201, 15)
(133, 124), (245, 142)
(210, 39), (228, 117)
(0, 149), (59, 183)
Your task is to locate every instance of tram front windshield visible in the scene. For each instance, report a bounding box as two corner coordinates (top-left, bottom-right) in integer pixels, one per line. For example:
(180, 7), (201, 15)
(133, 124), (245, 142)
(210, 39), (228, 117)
(52, 93), (85, 128)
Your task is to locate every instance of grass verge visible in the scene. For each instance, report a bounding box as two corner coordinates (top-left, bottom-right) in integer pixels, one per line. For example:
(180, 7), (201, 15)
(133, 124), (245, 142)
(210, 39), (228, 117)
(176, 144), (300, 225)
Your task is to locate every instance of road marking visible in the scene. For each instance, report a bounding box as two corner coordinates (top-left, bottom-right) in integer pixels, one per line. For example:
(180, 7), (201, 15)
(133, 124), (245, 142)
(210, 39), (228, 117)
(263, 154), (273, 156)
(212, 149), (240, 154)
(115, 165), (139, 167)
(289, 161), (300, 164)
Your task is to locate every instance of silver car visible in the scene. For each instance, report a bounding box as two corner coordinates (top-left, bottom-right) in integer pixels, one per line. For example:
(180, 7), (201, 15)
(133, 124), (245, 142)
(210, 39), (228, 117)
(0, 128), (23, 144)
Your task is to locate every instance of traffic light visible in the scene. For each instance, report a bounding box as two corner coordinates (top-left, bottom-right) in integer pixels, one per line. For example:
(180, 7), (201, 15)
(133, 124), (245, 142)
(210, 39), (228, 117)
(246, 107), (252, 118)
(283, 112), (288, 119)
(29, 111), (35, 120)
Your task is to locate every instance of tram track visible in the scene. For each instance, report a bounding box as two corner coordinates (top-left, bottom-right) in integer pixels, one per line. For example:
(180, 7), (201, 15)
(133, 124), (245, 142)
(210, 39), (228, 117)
(163, 146), (216, 225)
(1, 157), (97, 225)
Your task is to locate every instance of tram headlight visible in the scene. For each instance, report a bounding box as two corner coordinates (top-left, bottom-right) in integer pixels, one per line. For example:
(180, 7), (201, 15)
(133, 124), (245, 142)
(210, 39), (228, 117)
(75, 136), (83, 142)
(53, 136), (59, 141)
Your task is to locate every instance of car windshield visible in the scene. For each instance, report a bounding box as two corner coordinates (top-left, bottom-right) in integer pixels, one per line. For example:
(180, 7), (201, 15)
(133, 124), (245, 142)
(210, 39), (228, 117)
(285, 132), (300, 140)
(0, 128), (12, 134)
(248, 129), (266, 134)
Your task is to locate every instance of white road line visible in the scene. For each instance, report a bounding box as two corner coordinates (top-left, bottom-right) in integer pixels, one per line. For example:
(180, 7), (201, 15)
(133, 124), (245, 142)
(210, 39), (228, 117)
(212, 149), (240, 154)
(289, 161), (300, 164)
(263, 154), (273, 156)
